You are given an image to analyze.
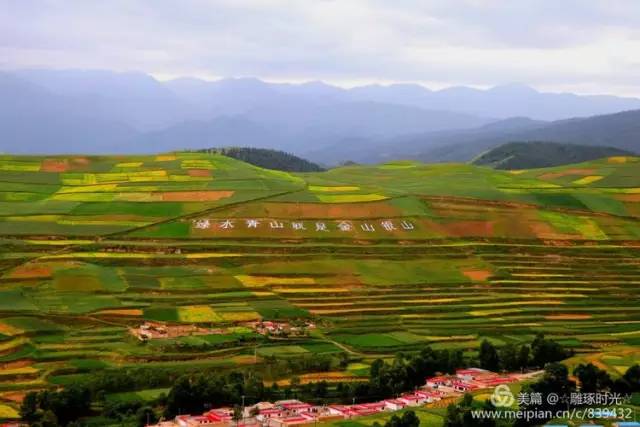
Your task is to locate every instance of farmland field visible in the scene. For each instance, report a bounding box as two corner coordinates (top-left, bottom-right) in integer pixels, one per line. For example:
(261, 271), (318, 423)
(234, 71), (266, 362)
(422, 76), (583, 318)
(1, 153), (640, 418)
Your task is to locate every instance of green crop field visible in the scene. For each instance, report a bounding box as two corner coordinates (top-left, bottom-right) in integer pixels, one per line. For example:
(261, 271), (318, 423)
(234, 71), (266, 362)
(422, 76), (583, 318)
(1, 153), (640, 418)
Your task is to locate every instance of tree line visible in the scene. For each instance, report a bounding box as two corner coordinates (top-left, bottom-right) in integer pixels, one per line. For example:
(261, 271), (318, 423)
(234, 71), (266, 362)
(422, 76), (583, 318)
(19, 334), (571, 426)
(196, 147), (325, 172)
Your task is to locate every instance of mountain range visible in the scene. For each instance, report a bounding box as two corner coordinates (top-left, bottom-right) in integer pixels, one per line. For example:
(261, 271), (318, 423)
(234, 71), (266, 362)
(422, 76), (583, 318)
(2, 69), (640, 161)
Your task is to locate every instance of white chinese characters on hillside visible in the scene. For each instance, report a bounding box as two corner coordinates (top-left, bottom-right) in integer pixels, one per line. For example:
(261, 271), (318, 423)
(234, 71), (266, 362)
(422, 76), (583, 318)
(192, 218), (415, 233)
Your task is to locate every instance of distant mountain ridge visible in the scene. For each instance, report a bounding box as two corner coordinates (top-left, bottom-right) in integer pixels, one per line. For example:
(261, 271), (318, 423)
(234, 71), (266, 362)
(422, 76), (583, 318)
(471, 141), (632, 170)
(2, 69), (640, 156)
(309, 109), (640, 165)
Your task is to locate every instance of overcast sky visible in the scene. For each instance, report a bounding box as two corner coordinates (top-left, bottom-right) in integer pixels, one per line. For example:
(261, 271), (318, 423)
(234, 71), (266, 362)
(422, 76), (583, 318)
(1, 0), (639, 96)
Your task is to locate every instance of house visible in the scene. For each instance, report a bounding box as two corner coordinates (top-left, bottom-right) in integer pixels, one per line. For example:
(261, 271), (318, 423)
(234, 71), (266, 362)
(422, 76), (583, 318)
(327, 405), (354, 418)
(415, 390), (442, 403)
(353, 402), (386, 412)
(265, 414), (315, 427)
(456, 368), (491, 381)
(277, 400), (313, 414)
(451, 380), (478, 393)
(176, 415), (216, 427)
(425, 376), (449, 388)
(398, 393), (426, 406)
(204, 408), (233, 424)
(256, 408), (286, 421)
(383, 399), (407, 411)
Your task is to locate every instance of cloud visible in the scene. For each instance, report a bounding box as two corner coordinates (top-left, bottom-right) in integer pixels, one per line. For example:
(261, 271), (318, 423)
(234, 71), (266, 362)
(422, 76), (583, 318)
(1, 0), (640, 96)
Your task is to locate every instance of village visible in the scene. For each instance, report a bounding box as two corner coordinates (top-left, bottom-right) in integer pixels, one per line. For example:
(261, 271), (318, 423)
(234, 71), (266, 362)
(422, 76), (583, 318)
(131, 321), (316, 341)
(148, 368), (536, 427)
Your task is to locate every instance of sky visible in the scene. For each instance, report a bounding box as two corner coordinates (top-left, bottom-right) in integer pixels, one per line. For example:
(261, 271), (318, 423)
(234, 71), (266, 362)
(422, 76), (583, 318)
(1, 0), (640, 96)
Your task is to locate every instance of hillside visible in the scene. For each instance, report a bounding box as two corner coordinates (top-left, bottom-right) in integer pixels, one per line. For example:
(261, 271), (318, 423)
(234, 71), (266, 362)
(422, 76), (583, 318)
(199, 147), (324, 172)
(1, 153), (640, 418)
(471, 141), (632, 170)
(311, 109), (640, 165)
(416, 109), (640, 162)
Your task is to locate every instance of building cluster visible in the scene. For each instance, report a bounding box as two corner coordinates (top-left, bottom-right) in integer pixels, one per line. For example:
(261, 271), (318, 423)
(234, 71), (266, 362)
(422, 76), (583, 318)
(130, 322), (225, 341)
(161, 392), (444, 427)
(148, 368), (531, 427)
(245, 321), (316, 337)
(426, 367), (520, 393)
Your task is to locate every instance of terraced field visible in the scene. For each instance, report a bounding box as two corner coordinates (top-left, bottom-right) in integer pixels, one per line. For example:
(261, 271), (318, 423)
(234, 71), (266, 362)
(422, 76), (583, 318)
(1, 153), (640, 414)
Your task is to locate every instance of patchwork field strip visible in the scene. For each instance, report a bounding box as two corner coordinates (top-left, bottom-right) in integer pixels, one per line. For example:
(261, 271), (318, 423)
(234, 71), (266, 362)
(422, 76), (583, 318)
(1, 154), (640, 401)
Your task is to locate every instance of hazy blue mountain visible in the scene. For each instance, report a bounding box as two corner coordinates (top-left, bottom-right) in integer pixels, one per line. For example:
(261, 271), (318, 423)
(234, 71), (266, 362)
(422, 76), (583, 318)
(308, 107), (640, 165)
(165, 77), (285, 118)
(472, 141), (632, 169)
(15, 69), (196, 130)
(419, 109), (640, 162)
(346, 82), (640, 121)
(133, 116), (278, 153)
(3, 69), (640, 155)
(305, 117), (546, 165)
(134, 102), (490, 154)
(312, 110), (640, 165)
(0, 72), (137, 154)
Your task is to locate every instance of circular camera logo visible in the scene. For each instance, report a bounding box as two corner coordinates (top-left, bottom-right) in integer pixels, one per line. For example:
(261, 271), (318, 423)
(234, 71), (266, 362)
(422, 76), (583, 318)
(490, 384), (515, 408)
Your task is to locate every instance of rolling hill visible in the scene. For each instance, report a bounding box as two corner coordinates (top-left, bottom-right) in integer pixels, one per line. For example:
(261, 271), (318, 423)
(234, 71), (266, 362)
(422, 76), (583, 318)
(311, 109), (640, 165)
(1, 152), (640, 418)
(471, 141), (632, 170)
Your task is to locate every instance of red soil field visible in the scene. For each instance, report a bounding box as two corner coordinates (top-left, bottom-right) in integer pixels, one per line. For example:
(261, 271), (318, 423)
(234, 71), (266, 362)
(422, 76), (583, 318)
(7, 264), (53, 279)
(529, 222), (577, 240)
(40, 159), (68, 172)
(440, 220), (494, 237)
(262, 201), (401, 219)
(161, 190), (234, 201)
(187, 169), (212, 177)
(463, 270), (492, 281)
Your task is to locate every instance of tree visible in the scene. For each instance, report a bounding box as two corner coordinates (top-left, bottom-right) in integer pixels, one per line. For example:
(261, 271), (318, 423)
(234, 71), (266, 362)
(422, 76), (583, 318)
(573, 363), (611, 393)
(384, 412), (420, 427)
(38, 410), (58, 427)
(516, 345), (530, 370)
(290, 376), (301, 389)
(531, 333), (569, 367)
(443, 394), (495, 427)
(370, 359), (384, 379)
(313, 381), (328, 398)
(499, 343), (518, 371)
(20, 391), (39, 424)
(19, 385), (91, 427)
(136, 406), (158, 427)
(518, 362), (576, 426)
(623, 364), (640, 392)
(339, 352), (350, 369)
(399, 410), (420, 427)
(479, 340), (500, 371)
